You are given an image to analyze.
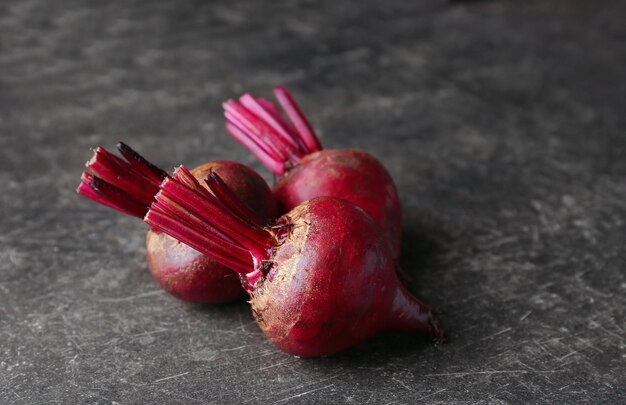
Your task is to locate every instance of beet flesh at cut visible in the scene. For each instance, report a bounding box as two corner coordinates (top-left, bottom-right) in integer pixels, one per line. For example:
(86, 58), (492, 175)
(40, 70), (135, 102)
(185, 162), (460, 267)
(145, 166), (443, 357)
(77, 143), (277, 304)
(223, 87), (403, 259)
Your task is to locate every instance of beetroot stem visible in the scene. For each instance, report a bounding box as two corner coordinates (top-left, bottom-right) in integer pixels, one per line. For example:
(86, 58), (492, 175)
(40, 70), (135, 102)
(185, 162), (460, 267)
(149, 168), (274, 271)
(145, 209), (252, 275)
(171, 166), (262, 239)
(223, 101), (290, 162)
(223, 97), (306, 175)
(274, 86), (322, 153)
(86, 147), (157, 202)
(151, 193), (242, 247)
(257, 98), (299, 141)
(116, 142), (169, 184)
(145, 167), (276, 278)
(205, 171), (265, 226)
(239, 94), (303, 152)
(78, 143), (172, 218)
(223, 87), (323, 175)
(225, 122), (286, 176)
(169, 170), (271, 251)
(78, 172), (148, 218)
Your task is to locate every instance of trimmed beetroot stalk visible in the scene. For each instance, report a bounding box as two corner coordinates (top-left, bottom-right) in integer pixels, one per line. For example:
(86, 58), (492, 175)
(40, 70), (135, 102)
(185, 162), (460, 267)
(145, 167), (443, 357)
(77, 143), (277, 304)
(223, 86), (403, 259)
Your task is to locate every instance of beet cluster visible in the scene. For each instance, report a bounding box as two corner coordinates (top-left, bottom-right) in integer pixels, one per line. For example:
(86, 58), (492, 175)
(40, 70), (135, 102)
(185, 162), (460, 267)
(77, 87), (443, 357)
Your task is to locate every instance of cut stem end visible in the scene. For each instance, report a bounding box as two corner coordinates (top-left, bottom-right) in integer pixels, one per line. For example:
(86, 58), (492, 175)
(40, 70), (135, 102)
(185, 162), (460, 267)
(223, 86), (322, 176)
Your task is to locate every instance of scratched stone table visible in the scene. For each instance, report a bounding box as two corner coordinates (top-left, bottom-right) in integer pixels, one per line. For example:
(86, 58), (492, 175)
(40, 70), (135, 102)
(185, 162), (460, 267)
(1, 0), (625, 403)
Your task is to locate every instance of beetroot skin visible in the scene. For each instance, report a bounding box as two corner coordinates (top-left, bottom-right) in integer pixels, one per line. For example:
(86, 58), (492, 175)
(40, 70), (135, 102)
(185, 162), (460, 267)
(146, 231), (243, 303)
(251, 198), (436, 356)
(223, 86), (403, 258)
(77, 143), (277, 304)
(273, 149), (402, 260)
(145, 162), (278, 304)
(145, 167), (443, 357)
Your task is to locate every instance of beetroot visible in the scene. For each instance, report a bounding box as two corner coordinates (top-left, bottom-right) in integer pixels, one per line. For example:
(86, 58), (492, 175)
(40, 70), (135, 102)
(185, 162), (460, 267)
(77, 143), (277, 304)
(145, 166), (443, 357)
(223, 87), (403, 259)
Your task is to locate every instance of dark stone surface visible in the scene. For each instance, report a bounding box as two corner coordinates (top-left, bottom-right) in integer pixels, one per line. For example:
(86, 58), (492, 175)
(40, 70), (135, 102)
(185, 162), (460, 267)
(1, 0), (625, 403)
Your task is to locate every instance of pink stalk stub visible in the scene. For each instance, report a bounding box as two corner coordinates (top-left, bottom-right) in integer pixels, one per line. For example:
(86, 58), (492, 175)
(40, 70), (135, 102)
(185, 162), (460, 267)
(223, 87), (320, 176)
(222, 86), (404, 259)
(77, 143), (278, 304)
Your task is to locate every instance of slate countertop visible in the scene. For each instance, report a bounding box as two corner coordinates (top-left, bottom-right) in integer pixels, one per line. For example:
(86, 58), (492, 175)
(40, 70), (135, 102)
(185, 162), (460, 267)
(1, 0), (625, 403)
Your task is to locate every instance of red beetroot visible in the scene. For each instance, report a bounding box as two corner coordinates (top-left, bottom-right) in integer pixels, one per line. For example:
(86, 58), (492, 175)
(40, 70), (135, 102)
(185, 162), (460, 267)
(77, 143), (277, 304)
(145, 166), (443, 357)
(223, 87), (403, 259)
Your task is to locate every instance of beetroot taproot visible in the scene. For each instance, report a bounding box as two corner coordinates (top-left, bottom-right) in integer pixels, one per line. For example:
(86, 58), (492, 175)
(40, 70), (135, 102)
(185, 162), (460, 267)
(223, 87), (403, 258)
(145, 166), (443, 357)
(77, 143), (277, 304)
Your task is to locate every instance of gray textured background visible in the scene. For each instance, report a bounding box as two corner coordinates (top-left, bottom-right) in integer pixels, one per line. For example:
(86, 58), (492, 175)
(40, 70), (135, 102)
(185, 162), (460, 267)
(1, 0), (625, 403)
